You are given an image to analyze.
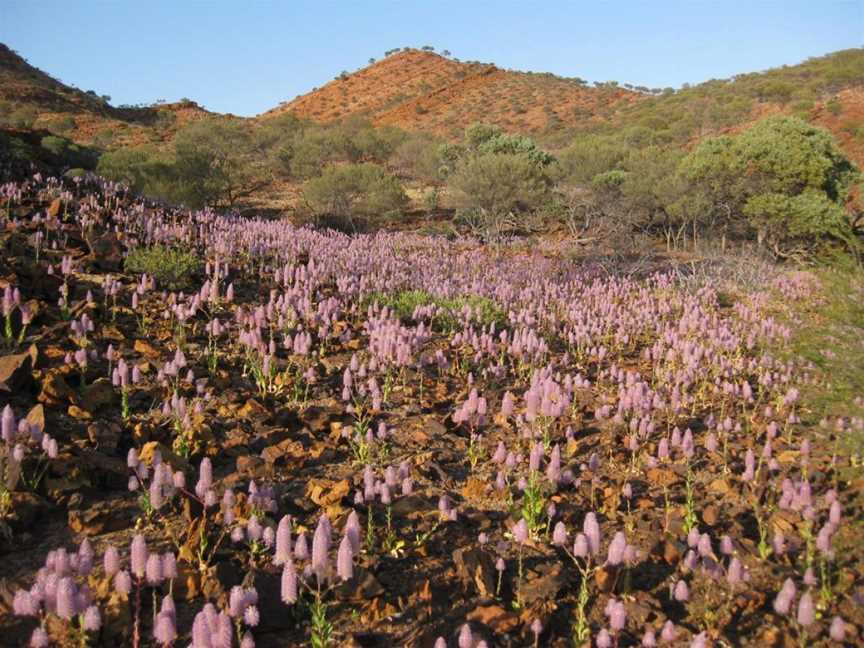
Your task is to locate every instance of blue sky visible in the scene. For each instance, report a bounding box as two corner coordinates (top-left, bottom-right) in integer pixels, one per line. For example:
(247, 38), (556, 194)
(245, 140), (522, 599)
(1, 1), (861, 117)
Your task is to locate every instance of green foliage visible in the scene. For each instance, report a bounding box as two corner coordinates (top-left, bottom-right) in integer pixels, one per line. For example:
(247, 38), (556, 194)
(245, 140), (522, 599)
(46, 115), (76, 133)
(779, 262), (864, 461)
(38, 135), (96, 169)
(448, 152), (550, 216)
(172, 117), (270, 208)
(464, 123), (555, 167)
(97, 146), (177, 197)
(125, 245), (199, 288)
(39, 135), (68, 157)
(477, 133), (555, 167)
(365, 289), (505, 331)
(601, 49), (864, 146)
(276, 119), (406, 180)
(303, 163), (407, 230)
(391, 133), (446, 182)
(1, 106), (37, 129)
(98, 118), (271, 208)
(679, 116), (860, 256)
(558, 134), (631, 184)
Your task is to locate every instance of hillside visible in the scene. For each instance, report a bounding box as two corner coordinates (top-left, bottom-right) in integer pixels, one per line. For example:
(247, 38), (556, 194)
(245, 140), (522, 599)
(263, 49), (643, 138)
(0, 43), (211, 148)
(600, 48), (864, 159)
(264, 48), (864, 169)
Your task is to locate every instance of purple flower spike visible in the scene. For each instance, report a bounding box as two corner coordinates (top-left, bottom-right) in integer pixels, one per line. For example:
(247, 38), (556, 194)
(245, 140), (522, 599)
(114, 570), (132, 595)
(727, 557), (743, 585)
(30, 627), (49, 648)
(660, 621), (677, 642)
(337, 535), (354, 581)
(82, 605), (101, 631)
(154, 611), (177, 645)
(583, 512), (601, 556)
(145, 553), (164, 585)
(531, 618), (543, 635)
(281, 561), (298, 604)
(103, 545), (120, 577)
(457, 624), (473, 648)
(552, 521), (568, 546)
(56, 577), (77, 620)
(796, 591), (815, 627)
(829, 616), (846, 641)
(130, 534), (148, 578)
(607, 531), (627, 566)
(690, 632), (708, 648)
(773, 578), (796, 615)
(513, 519), (529, 544)
(294, 532), (308, 560)
(596, 628), (612, 648)
(312, 516), (331, 578)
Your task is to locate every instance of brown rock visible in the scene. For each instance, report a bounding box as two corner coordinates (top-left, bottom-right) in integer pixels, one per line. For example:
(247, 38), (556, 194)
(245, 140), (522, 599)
(0, 348), (33, 391)
(424, 417), (447, 437)
(238, 398), (269, 419)
(87, 421), (122, 451)
(521, 560), (566, 604)
(139, 441), (189, 472)
(261, 438), (305, 465)
(68, 405), (92, 420)
(101, 325), (126, 342)
(702, 505), (719, 526)
(26, 404), (46, 435)
(467, 604), (520, 633)
(80, 378), (115, 412)
(662, 539), (681, 564)
(236, 454), (267, 479)
(390, 494), (436, 518)
(594, 565), (618, 593)
(453, 546), (497, 597)
(90, 233), (124, 271)
(461, 477), (488, 501)
(6, 492), (51, 531)
(47, 197), (62, 218)
(709, 478), (732, 495)
(133, 339), (161, 358)
(77, 450), (128, 488)
(646, 467), (679, 488)
(39, 370), (78, 405)
(68, 500), (132, 534)
(306, 478), (350, 507)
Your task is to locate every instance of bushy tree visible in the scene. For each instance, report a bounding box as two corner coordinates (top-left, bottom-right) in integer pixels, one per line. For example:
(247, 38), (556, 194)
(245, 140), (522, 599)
(679, 116), (859, 256)
(303, 163), (407, 231)
(97, 146), (178, 199)
(390, 133), (446, 183)
(172, 118), (270, 208)
(448, 152), (550, 217)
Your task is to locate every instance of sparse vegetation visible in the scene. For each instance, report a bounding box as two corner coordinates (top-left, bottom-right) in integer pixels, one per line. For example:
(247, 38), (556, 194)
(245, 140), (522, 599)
(124, 244), (200, 288)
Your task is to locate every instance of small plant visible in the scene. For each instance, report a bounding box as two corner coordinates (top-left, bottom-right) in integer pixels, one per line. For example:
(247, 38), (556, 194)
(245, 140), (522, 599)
(520, 470), (547, 536)
(125, 245), (199, 289)
(682, 467), (699, 535)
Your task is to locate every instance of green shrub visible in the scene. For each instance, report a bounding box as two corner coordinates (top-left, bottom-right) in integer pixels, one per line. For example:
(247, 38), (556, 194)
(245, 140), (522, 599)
(679, 116), (860, 257)
(303, 163), (407, 231)
(447, 152), (550, 216)
(125, 245), (199, 288)
(364, 289), (506, 331)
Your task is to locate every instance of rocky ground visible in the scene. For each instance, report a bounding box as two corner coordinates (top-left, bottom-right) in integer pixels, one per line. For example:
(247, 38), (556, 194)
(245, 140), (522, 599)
(0, 172), (862, 647)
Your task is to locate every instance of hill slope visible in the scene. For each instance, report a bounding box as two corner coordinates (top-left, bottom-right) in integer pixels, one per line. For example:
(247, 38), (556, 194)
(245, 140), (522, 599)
(263, 49), (643, 138)
(0, 43), (211, 148)
(3, 43), (863, 172)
